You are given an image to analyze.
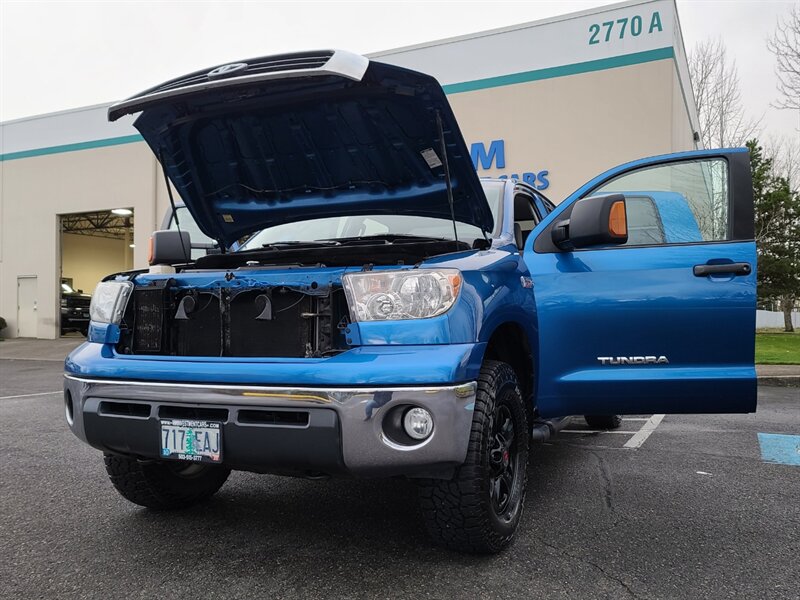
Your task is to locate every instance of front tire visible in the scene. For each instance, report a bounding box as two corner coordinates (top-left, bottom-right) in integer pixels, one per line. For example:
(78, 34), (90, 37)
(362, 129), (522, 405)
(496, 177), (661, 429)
(104, 454), (230, 510)
(418, 360), (529, 553)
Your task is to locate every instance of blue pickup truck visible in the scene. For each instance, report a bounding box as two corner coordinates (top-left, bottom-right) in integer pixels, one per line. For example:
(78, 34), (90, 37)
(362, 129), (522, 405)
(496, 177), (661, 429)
(64, 50), (757, 553)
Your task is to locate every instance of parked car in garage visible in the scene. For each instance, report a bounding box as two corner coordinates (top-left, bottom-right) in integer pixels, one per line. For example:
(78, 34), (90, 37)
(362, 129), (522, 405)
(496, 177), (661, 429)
(64, 50), (757, 553)
(60, 280), (91, 336)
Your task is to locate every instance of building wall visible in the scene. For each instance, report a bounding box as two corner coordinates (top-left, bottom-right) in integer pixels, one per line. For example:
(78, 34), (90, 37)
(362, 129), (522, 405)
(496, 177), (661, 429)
(448, 59), (677, 202)
(0, 143), (161, 338)
(670, 65), (696, 152)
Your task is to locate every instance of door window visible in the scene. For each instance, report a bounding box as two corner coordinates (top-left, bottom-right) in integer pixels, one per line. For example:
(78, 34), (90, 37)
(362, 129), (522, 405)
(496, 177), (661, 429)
(513, 193), (539, 245)
(592, 158), (729, 245)
(624, 196), (666, 245)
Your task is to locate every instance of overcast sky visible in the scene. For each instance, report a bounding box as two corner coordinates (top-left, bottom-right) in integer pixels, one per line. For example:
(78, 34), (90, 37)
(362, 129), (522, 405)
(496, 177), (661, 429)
(1, 0), (797, 143)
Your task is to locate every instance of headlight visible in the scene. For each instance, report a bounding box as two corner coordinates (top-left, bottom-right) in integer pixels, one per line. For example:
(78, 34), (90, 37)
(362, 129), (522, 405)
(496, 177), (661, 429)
(342, 269), (462, 321)
(89, 281), (133, 324)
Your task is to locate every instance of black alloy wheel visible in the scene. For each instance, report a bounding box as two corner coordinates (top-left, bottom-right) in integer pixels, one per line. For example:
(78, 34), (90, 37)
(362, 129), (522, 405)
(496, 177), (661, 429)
(418, 360), (529, 553)
(488, 402), (523, 522)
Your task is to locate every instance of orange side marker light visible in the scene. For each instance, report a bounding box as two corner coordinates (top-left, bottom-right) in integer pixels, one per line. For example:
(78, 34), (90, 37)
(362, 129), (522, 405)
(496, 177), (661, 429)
(608, 201), (627, 238)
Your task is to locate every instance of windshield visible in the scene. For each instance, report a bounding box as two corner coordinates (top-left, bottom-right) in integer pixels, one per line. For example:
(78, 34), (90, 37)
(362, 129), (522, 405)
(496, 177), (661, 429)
(168, 206), (218, 258)
(241, 181), (504, 249)
(61, 283), (75, 294)
(168, 207), (216, 246)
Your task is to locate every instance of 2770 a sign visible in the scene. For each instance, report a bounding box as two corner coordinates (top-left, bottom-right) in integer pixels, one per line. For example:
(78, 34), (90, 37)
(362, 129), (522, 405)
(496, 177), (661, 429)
(588, 11), (663, 45)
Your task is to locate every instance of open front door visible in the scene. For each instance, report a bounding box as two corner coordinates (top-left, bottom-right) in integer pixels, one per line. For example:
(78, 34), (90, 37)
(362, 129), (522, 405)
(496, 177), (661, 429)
(524, 149), (757, 418)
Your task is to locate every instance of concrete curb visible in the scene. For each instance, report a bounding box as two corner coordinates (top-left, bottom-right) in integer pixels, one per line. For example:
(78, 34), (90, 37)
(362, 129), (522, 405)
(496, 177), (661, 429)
(758, 376), (800, 388)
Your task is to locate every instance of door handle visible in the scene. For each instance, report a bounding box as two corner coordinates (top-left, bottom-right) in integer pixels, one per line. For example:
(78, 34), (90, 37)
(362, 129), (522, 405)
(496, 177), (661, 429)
(693, 262), (751, 277)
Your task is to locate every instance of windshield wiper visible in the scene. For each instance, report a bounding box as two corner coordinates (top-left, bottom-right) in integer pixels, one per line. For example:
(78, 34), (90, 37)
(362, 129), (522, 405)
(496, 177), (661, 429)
(319, 234), (450, 245)
(259, 240), (342, 249)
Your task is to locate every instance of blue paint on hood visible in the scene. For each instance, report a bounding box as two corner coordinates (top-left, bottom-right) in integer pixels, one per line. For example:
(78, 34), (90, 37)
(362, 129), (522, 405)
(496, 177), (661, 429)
(113, 51), (493, 247)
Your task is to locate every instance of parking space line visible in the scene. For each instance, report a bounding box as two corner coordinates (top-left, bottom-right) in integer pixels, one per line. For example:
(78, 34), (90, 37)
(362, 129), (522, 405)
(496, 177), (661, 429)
(623, 414), (665, 449)
(561, 430), (641, 434)
(0, 391), (61, 400)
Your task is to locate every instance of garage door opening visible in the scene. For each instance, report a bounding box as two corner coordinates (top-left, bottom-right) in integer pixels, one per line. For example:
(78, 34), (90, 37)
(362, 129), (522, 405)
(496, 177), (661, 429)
(59, 209), (134, 338)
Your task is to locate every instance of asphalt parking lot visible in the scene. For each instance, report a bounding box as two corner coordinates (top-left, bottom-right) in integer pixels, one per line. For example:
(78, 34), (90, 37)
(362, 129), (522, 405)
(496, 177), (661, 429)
(1, 355), (798, 600)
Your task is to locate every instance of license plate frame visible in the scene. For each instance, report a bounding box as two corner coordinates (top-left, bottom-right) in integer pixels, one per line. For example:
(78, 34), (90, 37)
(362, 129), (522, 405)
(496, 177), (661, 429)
(160, 419), (223, 464)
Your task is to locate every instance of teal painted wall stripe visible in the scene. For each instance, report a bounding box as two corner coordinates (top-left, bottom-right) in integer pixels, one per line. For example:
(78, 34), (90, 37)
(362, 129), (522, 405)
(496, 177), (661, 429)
(0, 47), (675, 162)
(442, 47), (675, 94)
(0, 134), (144, 162)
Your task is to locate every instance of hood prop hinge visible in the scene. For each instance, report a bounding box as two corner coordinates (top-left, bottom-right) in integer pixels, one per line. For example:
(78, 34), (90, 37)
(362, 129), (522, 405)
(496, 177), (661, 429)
(435, 110), (460, 251)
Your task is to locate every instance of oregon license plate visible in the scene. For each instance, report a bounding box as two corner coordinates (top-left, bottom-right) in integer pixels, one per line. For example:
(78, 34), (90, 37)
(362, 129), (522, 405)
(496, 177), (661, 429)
(160, 419), (222, 463)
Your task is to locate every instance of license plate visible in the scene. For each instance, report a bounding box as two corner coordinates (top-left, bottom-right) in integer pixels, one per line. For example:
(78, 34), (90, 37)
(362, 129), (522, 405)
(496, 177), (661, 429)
(160, 419), (222, 463)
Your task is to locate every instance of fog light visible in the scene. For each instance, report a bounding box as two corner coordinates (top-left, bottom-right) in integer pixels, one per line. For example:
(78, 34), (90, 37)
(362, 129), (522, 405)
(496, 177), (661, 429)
(403, 407), (433, 440)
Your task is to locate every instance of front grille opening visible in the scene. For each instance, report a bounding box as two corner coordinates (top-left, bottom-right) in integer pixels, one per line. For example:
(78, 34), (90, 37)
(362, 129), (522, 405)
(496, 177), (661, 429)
(117, 284), (349, 359)
(238, 409), (309, 427)
(98, 401), (151, 418)
(158, 406), (229, 421)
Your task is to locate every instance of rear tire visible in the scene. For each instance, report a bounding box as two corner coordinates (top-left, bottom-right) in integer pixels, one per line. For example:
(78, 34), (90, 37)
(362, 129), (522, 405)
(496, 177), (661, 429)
(104, 454), (230, 510)
(418, 360), (529, 553)
(584, 414), (623, 429)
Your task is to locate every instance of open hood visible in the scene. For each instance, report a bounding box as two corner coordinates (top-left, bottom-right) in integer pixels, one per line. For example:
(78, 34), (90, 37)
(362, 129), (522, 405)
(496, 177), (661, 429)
(109, 50), (493, 248)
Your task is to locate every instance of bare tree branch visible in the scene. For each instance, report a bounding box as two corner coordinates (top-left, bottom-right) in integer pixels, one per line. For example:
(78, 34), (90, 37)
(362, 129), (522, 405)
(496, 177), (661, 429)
(767, 5), (800, 112)
(765, 134), (800, 190)
(689, 38), (762, 148)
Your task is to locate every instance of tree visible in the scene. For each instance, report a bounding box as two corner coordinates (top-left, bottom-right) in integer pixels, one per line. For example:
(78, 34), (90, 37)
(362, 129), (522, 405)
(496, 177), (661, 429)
(689, 39), (761, 148)
(767, 5), (800, 112)
(749, 139), (800, 332)
(765, 135), (800, 191)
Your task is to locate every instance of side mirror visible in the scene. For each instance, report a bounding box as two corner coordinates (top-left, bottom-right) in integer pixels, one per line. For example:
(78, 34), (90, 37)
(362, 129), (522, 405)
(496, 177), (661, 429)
(551, 194), (628, 249)
(148, 230), (192, 265)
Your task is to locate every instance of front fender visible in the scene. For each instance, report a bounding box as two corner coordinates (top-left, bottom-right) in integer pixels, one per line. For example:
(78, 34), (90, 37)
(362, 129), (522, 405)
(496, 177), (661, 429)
(351, 247), (538, 347)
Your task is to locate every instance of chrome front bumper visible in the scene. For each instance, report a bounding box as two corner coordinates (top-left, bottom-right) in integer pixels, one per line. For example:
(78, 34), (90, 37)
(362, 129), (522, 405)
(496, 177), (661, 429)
(63, 375), (476, 478)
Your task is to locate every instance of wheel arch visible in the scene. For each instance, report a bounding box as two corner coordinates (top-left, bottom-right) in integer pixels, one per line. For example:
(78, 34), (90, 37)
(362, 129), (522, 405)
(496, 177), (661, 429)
(480, 321), (536, 421)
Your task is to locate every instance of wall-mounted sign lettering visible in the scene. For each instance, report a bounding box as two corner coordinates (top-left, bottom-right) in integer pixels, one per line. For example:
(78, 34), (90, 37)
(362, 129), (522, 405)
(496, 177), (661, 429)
(588, 10), (662, 45)
(470, 140), (550, 190)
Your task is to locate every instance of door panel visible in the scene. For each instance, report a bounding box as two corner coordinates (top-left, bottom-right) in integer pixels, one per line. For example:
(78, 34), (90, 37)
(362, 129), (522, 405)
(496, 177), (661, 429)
(529, 243), (756, 417)
(17, 277), (38, 338)
(525, 149), (756, 417)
